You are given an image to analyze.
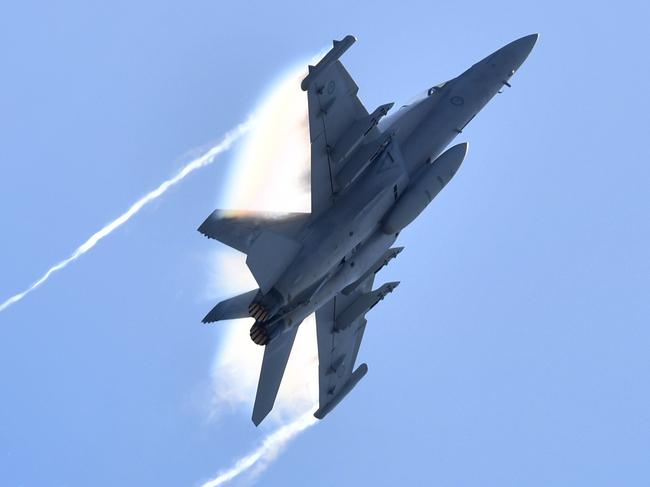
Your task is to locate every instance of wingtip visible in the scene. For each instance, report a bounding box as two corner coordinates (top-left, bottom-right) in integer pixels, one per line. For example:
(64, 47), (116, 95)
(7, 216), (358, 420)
(201, 309), (218, 323)
(251, 409), (269, 426)
(201, 305), (219, 324)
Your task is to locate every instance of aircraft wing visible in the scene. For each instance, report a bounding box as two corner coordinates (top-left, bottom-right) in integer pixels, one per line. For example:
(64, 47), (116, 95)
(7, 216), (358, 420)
(302, 36), (376, 218)
(313, 275), (372, 419)
(314, 275), (400, 419)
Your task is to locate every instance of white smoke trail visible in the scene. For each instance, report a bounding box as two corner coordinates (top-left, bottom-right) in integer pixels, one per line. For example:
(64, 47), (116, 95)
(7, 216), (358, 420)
(199, 411), (317, 487)
(0, 118), (254, 314)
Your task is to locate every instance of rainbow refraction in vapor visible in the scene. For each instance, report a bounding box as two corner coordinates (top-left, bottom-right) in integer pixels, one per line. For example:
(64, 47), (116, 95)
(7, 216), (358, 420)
(220, 62), (312, 214)
(203, 61), (320, 485)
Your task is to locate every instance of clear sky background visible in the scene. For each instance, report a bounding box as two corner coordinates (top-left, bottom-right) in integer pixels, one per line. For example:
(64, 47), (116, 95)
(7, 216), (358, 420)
(1, 1), (649, 486)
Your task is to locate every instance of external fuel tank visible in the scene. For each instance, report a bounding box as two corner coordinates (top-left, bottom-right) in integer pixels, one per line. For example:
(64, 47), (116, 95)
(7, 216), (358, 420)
(381, 143), (468, 235)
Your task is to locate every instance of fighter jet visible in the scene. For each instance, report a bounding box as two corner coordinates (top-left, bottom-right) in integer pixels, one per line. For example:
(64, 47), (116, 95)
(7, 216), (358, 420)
(199, 34), (538, 425)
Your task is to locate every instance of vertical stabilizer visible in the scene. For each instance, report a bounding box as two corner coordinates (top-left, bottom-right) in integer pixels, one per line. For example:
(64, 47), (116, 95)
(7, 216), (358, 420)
(245, 231), (302, 294)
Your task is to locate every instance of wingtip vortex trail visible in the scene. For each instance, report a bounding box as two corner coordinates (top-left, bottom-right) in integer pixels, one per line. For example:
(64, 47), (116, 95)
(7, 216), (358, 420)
(199, 410), (318, 487)
(0, 117), (255, 314)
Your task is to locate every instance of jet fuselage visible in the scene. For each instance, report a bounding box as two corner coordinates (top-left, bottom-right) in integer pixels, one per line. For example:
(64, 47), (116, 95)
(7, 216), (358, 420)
(199, 34), (538, 424)
(250, 34), (539, 344)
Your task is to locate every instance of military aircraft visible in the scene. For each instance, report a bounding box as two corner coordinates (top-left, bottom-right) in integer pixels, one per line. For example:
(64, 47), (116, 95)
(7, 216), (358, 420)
(199, 34), (538, 425)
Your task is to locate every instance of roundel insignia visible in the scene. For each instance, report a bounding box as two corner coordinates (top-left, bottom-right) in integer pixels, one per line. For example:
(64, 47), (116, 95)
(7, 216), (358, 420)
(327, 80), (336, 94)
(450, 95), (464, 106)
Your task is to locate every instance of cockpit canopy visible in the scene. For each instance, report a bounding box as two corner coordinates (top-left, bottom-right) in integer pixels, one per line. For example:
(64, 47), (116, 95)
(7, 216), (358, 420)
(379, 79), (453, 130)
(427, 80), (449, 96)
(402, 79), (452, 108)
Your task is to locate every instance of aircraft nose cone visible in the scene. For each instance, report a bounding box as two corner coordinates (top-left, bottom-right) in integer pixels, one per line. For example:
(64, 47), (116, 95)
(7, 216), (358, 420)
(509, 33), (539, 67)
(492, 33), (539, 73)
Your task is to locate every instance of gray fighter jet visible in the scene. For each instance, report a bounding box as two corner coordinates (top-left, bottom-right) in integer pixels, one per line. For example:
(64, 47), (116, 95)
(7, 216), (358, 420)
(199, 34), (538, 425)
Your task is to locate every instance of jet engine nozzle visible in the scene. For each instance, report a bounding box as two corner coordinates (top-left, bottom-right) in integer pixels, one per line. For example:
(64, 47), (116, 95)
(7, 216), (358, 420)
(249, 320), (285, 346)
(248, 302), (270, 322)
(250, 322), (270, 346)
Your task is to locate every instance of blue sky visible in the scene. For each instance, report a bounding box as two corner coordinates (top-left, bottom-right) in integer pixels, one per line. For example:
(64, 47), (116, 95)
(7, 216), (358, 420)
(1, 1), (649, 486)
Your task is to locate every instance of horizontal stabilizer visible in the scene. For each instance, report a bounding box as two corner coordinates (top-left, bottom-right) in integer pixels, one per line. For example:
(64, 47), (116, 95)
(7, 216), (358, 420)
(314, 363), (368, 419)
(246, 230), (302, 294)
(202, 289), (258, 324)
(252, 326), (299, 426)
(198, 210), (308, 255)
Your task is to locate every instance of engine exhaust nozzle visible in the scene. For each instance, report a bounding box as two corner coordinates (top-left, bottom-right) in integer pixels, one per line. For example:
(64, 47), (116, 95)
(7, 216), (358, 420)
(249, 322), (269, 346)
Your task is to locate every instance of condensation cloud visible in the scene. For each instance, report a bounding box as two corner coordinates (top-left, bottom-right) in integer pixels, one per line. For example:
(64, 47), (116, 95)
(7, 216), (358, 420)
(203, 61), (321, 485)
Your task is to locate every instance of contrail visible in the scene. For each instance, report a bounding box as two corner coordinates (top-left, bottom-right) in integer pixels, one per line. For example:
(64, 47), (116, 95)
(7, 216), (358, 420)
(199, 410), (317, 487)
(0, 118), (255, 314)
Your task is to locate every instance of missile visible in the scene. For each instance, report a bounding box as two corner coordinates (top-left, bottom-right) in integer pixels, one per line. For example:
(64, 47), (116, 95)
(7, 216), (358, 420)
(301, 35), (356, 91)
(258, 235), (398, 344)
(335, 130), (396, 191)
(332, 102), (395, 169)
(382, 143), (468, 235)
(335, 281), (400, 332)
(341, 246), (404, 296)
